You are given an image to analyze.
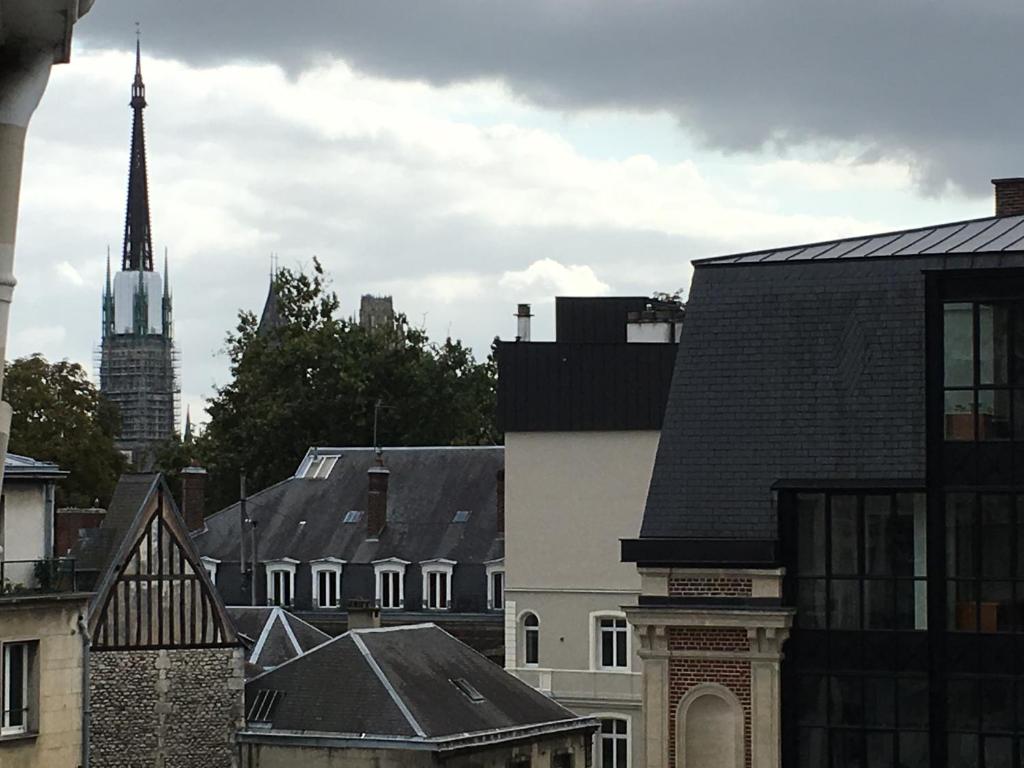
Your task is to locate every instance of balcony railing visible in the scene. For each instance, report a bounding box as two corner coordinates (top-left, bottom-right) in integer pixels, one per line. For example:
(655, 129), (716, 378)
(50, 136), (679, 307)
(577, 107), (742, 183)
(0, 558), (79, 596)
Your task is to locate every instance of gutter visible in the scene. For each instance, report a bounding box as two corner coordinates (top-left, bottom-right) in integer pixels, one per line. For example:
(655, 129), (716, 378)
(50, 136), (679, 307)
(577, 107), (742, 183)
(77, 613), (91, 768)
(236, 717), (598, 753)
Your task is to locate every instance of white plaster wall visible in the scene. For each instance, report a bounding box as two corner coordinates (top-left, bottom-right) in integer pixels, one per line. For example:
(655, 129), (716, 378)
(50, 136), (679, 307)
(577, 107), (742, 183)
(2, 483), (46, 561)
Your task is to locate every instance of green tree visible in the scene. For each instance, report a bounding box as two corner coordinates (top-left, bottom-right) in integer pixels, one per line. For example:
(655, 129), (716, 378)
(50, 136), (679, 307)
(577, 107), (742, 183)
(198, 259), (499, 510)
(5, 355), (125, 507)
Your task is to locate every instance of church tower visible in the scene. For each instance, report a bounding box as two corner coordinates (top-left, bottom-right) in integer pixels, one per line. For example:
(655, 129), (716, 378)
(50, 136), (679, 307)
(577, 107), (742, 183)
(99, 41), (179, 467)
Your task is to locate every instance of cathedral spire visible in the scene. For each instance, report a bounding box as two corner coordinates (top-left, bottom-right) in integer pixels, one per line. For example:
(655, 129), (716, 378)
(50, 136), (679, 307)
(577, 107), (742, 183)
(122, 36), (154, 272)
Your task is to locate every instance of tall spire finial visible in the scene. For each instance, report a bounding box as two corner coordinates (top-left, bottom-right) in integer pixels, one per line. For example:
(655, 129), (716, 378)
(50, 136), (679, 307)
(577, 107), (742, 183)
(122, 30), (154, 273)
(163, 247), (170, 297)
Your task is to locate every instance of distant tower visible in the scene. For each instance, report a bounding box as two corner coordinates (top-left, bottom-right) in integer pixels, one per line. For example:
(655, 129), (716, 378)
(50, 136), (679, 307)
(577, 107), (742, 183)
(359, 295), (395, 331)
(99, 41), (179, 467)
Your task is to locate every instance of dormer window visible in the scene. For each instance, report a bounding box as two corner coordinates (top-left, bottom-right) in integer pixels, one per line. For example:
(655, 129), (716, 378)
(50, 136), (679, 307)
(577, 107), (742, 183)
(421, 560), (455, 610)
(373, 559), (409, 609)
(486, 560), (505, 611)
(311, 559), (344, 609)
(266, 560), (298, 607)
(200, 556), (220, 585)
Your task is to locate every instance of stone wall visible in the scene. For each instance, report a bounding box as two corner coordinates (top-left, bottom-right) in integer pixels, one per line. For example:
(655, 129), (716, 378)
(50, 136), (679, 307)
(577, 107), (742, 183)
(91, 647), (245, 768)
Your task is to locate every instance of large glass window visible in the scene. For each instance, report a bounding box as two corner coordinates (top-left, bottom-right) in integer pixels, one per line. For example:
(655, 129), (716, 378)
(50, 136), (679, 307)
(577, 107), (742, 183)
(944, 302), (1024, 442)
(523, 612), (540, 666)
(599, 718), (628, 768)
(1, 642), (31, 736)
(266, 563), (295, 607)
(598, 617), (629, 669)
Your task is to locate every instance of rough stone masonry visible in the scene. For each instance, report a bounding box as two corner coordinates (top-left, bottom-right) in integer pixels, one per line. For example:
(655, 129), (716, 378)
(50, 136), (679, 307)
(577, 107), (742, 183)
(90, 647), (245, 768)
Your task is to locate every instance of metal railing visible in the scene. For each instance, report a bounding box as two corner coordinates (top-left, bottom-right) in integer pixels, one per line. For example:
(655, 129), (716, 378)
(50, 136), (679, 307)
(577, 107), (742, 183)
(0, 557), (78, 596)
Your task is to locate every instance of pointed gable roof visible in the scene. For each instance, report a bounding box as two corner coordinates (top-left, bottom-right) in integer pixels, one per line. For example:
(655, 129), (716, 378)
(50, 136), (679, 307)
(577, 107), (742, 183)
(88, 472), (237, 649)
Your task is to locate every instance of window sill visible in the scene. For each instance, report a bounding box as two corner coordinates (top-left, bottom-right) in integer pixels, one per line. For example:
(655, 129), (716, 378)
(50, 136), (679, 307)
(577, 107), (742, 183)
(0, 731), (37, 744)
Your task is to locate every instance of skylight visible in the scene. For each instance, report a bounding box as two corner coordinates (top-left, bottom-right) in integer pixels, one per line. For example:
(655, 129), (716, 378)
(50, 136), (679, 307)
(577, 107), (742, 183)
(450, 677), (485, 703)
(452, 510), (471, 523)
(343, 510), (363, 524)
(248, 689), (284, 723)
(299, 454), (338, 479)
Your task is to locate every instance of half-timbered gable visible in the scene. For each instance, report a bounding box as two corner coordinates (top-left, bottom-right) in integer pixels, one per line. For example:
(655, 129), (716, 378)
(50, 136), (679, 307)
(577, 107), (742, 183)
(89, 474), (235, 650)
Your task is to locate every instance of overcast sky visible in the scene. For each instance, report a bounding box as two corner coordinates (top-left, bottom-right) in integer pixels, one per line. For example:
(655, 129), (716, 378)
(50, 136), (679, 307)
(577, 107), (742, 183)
(14, 0), (1006, 428)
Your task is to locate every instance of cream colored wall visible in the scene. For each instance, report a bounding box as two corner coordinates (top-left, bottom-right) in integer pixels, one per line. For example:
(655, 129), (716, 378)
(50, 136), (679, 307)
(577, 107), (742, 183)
(0, 596), (87, 768)
(1, 483), (48, 588)
(505, 431), (659, 591)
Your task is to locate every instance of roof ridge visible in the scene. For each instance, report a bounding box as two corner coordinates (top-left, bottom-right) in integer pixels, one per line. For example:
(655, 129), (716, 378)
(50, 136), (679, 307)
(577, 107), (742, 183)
(351, 632), (427, 737)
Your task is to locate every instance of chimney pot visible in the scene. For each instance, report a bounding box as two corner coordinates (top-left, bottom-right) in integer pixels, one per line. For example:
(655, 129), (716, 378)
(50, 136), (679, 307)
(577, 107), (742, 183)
(367, 464), (390, 538)
(515, 303), (532, 342)
(181, 465), (208, 532)
(992, 178), (1024, 217)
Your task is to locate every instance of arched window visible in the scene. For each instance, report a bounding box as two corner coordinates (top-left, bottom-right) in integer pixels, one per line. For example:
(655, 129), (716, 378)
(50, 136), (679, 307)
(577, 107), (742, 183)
(522, 612), (540, 666)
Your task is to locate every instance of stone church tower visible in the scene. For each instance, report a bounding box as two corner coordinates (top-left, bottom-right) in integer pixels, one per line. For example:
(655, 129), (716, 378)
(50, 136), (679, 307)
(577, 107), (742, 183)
(99, 41), (178, 467)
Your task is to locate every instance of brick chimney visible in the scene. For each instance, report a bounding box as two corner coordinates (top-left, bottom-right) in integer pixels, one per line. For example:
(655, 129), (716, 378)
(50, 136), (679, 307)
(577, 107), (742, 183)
(993, 178), (1024, 217)
(180, 465), (208, 532)
(346, 598), (381, 630)
(367, 461), (390, 538)
(496, 469), (505, 536)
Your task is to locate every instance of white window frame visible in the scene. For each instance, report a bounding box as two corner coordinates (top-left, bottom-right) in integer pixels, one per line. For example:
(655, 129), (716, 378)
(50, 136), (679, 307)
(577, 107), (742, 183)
(373, 558), (409, 610)
(420, 559), (456, 610)
(1, 641), (32, 736)
(590, 610), (631, 672)
(200, 556), (220, 585)
(595, 715), (630, 768)
(486, 560), (505, 611)
(265, 559), (298, 607)
(311, 558), (345, 609)
(521, 611), (540, 667)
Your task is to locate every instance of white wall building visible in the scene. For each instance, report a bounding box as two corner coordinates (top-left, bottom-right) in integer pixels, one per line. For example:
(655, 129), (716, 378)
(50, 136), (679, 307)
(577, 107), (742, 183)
(0, 454), (65, 588)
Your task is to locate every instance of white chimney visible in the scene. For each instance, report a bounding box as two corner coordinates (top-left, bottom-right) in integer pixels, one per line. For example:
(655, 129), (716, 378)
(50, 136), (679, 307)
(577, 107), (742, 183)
(515, 303), (532, 342)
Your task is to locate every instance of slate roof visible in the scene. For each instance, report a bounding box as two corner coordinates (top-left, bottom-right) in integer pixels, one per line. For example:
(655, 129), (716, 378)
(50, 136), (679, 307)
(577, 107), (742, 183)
(697, 213), (1024, 265)
(194, 447), (504, 565)
(74, 473), (160, 573)
(230, 606), (330, 675)
(244, 623), (587, 743)
(635, 217), (1024, 549)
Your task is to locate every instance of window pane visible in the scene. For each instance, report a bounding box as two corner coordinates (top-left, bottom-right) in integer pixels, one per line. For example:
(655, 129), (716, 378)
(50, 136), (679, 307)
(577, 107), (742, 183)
(863, 677), (894, 727)
(980, 580), (1013, 632)
(615, 625), (627, 667)
(979, 389), (1012, 441)
(946, 390), (976, 441)
(831, 495), (859, 575)
(947, 494), (977, 579)
(949, 580), (979, 631)
(982, 495), (1013, 578)
(865, 731), (893, 768)
(898, 731), (929, 768)
(946, 302), (975, 387)
(526, 629), (538, 664)
(864, 580), (893, 629)
(798, 728), (827, 768)
(829, 676), (862, 726)
(947, 678), (979, 729)
(5, 644), (25, 728)
(797, 493), (826, 575)
(980, 304), (1011, 386)
(602, 625), (613, 667)
(864, 495), (892, 576)
(830, 729), (864, 767)
(601, 731), (613, 768)
(897, 677), (929, 727)
(1013, 303), (1024, 385)
(798, 580), (826, 629)
(797, 675), (826, 725)
(985, 736), (1013, 768)
(615, 734), (627, 768)
(981, 677), (1014, 730)
(895, 579), (928, 630)
(830, 579), (860, 630)
(948, 733), (978, 768)
(894, 493), (927, 578)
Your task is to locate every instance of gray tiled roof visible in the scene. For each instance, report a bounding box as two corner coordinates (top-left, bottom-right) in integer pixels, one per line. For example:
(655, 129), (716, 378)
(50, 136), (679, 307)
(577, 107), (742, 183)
(245, 624), (581, 740)
(194, 447), (504, 565)
(697, 214), (1024, 265)
(229, 606), (330, 675)
(74, 473), (160, 572)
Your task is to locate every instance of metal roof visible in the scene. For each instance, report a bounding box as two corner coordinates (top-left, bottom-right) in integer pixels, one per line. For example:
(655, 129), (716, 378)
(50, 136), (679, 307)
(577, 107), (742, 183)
(4, 453), (66, 478)
(696, 214), (1024, 266)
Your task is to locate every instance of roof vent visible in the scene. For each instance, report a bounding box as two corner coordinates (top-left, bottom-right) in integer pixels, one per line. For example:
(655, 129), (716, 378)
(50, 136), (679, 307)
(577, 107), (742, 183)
(450, 677), (485, 703)
(343, 510), (363, 524)
(993, 178), (1024, 217)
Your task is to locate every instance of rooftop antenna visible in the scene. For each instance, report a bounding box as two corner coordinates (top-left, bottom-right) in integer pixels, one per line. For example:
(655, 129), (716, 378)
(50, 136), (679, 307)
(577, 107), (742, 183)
(372, 399), (393, 461)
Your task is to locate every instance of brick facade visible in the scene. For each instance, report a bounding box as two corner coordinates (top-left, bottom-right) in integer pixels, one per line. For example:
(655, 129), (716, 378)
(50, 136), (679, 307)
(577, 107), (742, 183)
(90, 647), (245, 768)
(668, 576), (752, 598)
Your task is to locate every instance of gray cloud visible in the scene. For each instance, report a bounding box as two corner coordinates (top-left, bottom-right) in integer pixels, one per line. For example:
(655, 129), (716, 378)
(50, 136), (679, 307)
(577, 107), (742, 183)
(75, 0), (1024, 195)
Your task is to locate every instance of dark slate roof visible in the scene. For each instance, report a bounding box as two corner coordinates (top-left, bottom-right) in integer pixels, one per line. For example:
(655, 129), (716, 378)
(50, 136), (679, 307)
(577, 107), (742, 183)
(245, 624), (582, 741)
(229, 606), (330, 675)
(4, 453), (67, 479)
(194, 447), (504, 564)
(257, 278), (282, 336)
(697, 213), (1024, 265)
(74, 473), (159, 573)
(637, 225), (1024, 548)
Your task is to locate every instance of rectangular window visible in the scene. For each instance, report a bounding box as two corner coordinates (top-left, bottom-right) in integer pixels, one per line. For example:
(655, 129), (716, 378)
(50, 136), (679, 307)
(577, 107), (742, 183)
(599, 618), (629, 669)
(315, 568), (340, 608)
(379, 570), (403, 609)
(943, 301), (1024, 442)
(426, 570), (449, 610)
(1, 642), (32, 736)
(491, 570), (505, 610)
(269, 569), (292, 607)
(599, 719), (628, 768)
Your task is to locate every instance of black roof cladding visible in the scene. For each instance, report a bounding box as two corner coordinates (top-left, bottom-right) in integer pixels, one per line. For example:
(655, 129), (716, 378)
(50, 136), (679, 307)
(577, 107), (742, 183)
(635, 217), (1024, 551)
(555, 297), (651, 342)
(244, 624), (586, 741)
(194, 447), (504, 565)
